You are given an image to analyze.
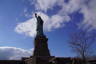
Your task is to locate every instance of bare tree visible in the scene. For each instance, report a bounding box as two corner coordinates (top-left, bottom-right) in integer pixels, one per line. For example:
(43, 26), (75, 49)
(69, 30), (96, 63)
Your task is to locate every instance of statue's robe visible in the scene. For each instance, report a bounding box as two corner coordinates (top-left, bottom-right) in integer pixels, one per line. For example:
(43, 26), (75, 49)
(36, 16), (44, 36)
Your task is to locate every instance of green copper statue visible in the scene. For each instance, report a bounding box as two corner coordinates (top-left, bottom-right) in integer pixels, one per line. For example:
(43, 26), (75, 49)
(35, 13), (44, 36)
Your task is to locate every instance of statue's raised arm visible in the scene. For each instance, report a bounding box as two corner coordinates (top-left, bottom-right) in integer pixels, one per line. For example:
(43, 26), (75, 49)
(35, 13), (44, 36)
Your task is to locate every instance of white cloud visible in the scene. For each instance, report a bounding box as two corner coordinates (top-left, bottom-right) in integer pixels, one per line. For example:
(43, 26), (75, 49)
(58, 0), (96, 31)
(35, 0), (83, 13)
(47, 14), (70, 31)
(79, 0), (96, 31)
(16, 0), (96, 37)
(35, 0), (58, 12)
(37, 0), (96, 31)
(15, 12), (70, 37)
(0, 46), (32, 60)
(15, 18), (36, 37)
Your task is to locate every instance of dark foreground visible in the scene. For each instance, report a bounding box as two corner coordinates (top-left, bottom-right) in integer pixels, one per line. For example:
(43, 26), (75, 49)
(0, 57), (96, 64)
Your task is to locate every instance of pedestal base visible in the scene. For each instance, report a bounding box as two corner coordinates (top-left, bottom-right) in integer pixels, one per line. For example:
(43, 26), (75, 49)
(25, 56), (54, 64)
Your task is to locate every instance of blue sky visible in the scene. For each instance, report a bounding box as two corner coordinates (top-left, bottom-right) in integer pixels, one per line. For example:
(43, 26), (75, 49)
(0, 0), (96, 60)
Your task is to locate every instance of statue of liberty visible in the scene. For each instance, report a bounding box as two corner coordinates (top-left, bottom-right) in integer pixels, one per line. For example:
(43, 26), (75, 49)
(35, 13), (44, 36)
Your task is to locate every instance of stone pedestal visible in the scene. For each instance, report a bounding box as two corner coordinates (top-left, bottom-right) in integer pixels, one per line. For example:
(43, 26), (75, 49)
(25, 35), (53, 64)
(33, 35), (50, 56)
